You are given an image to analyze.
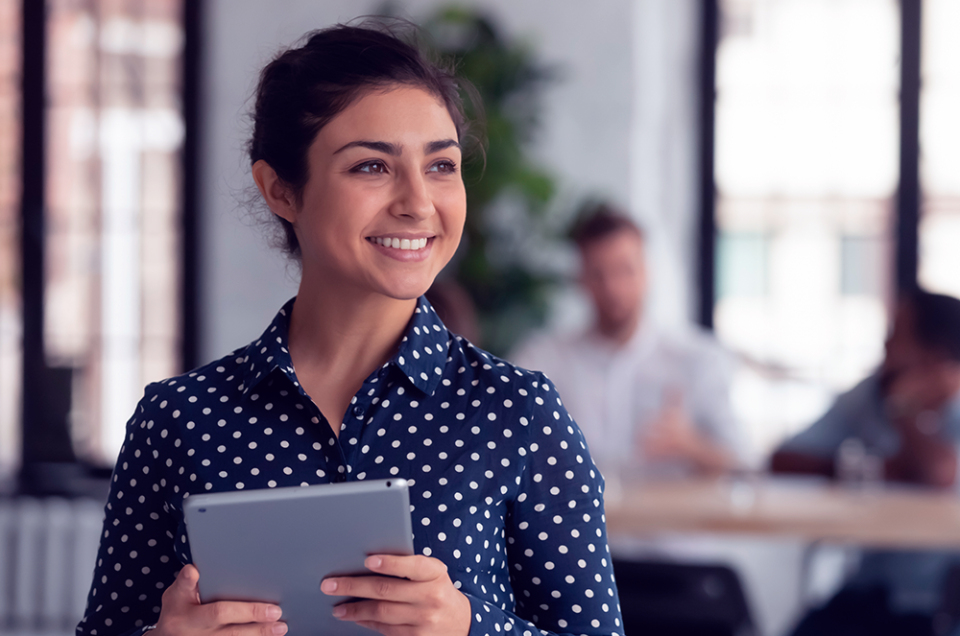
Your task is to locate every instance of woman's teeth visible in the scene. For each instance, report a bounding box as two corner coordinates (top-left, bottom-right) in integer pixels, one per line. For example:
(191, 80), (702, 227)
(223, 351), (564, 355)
(373, 237), (428, 250)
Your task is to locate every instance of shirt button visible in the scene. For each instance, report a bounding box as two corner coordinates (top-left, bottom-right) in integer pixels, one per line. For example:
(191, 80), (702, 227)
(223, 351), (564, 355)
(352, 405), (363, 418)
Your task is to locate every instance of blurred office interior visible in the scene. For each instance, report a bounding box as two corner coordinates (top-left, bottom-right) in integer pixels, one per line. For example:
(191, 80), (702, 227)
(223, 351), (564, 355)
(1, 0), (959, 634)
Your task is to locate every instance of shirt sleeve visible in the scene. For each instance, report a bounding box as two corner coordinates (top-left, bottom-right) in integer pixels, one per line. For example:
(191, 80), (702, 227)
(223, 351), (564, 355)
(465, 373), (623, 636)
(776, 377), (880, 459)
(77, 385), (182, 636)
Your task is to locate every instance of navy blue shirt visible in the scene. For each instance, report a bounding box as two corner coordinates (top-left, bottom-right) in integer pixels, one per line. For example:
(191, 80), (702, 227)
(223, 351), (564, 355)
(78, 298), (624, 636)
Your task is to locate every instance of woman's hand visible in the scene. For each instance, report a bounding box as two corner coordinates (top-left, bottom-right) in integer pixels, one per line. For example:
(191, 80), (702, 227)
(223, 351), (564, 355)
(320, 554), (471, 636)
(153, 565), (287, 636)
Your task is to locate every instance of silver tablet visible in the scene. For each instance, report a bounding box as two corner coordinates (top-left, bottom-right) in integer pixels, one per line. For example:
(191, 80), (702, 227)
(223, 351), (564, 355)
(183, 479), (414, 636)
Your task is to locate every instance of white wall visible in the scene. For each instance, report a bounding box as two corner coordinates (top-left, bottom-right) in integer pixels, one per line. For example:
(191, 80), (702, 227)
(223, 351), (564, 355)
(199, 0), (701, 359)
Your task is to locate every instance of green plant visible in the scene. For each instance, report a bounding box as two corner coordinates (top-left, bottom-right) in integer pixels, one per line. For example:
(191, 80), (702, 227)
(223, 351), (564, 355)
(420, 7), (562, 355)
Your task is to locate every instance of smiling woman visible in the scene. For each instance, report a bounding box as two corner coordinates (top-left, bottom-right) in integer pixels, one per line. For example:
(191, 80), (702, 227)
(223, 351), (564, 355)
(77, 20), (623, 636)
(255, 87), (465, 303)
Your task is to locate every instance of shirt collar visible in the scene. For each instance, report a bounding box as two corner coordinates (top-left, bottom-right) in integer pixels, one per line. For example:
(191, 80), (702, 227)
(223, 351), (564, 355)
(239, 296), (451, 400)
(393, 297), (452, 396)
(239, 297), (298, 398)
(584, 315), (658, 359)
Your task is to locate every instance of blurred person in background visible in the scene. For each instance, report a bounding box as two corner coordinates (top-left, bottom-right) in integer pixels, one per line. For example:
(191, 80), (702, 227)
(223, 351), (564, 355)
(512, 204), (745, 481)
(772, 289), (960, 636)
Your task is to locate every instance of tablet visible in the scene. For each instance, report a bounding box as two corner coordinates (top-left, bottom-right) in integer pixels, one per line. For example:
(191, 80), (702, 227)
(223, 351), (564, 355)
(183, 479), (414, 636)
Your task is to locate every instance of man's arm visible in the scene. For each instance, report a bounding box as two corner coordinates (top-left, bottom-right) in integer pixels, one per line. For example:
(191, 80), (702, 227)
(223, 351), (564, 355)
(884, 422), (957, 488)
(768, 378), (874, 478)
(883, 359), (960, 489)
(770, 412), (958, 487)
(641, 389), (737, 475)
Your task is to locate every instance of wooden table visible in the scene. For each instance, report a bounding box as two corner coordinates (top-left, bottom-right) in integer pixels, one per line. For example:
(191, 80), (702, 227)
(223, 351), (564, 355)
(603, 477), (960, 549)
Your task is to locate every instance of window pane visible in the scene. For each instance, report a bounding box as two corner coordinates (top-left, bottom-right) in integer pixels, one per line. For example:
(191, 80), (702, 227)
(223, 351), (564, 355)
(47, 0), (184, 463)
(715, 0), (898, 456)
(0, 0), (21, 479)
(919, 0), (960, 297)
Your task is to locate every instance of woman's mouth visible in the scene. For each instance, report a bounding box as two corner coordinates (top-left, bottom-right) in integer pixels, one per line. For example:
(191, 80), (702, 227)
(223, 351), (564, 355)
(368, 236), (430, 251)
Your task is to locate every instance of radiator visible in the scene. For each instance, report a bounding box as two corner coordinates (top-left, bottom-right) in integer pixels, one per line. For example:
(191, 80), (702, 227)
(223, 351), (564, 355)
(0, 498), (103, 636)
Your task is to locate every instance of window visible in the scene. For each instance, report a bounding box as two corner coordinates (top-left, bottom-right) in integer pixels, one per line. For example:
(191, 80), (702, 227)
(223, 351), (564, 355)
(45, 0), (185, 464)
(713, 0), (899, 455)
(5, 0), (186, 478)
(0, 0), (21, 478)
(918, 0), (960, 297)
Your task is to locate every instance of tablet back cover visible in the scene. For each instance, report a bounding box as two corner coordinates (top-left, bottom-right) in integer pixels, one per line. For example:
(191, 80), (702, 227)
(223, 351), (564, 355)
(184, 479), (413, 636)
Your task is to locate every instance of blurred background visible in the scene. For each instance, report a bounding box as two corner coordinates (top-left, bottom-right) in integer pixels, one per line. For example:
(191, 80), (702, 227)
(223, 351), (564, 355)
(1, 0), (959, 634)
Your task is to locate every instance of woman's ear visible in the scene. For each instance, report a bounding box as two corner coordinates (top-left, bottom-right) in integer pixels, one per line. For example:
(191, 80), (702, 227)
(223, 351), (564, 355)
(252, 160), (298, 224)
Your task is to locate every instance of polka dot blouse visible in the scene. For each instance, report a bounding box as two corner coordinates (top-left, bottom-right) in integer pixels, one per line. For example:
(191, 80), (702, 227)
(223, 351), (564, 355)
(78, 298), (624, 636)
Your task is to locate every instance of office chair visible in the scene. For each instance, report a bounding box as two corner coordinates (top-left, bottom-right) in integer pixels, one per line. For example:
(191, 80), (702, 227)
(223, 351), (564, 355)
(613, 558), (757, 636)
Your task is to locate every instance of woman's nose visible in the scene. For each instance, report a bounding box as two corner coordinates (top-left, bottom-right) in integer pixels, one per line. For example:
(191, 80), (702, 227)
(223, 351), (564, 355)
(393, 170), (435, 220)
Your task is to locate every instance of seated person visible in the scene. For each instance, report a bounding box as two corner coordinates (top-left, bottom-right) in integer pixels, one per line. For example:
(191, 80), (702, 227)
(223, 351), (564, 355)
(513, 205), (744, 479)
(772, 289), (960, 636)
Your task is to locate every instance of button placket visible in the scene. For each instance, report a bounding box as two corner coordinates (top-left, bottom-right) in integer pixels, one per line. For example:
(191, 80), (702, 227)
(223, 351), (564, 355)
(340, 376), (386, 471)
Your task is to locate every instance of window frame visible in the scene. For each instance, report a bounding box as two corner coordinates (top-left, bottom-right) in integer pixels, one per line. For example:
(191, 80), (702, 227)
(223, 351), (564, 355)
(698, 0), (924, 327)
(17, 0), (200, 478)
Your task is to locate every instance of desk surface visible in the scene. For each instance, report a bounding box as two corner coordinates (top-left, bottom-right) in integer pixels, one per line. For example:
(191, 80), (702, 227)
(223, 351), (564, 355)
(603, 477), (960, 549)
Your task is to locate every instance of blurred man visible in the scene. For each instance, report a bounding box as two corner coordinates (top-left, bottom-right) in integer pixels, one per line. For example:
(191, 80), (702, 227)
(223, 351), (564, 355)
(513, 206), (743, 478)
(772, 290), (960, 636)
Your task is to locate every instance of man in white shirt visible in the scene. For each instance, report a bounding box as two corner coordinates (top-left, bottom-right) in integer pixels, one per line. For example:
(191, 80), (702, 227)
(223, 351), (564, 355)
(512, 206), (743, 478)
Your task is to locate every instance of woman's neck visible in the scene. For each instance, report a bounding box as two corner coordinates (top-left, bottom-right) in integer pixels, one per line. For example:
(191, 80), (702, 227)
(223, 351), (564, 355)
(289, 285), (416, 376)
(286, 278), (418, 433)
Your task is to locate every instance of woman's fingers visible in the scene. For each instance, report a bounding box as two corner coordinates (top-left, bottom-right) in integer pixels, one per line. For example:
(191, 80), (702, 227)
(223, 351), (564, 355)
(332, 599), (423, 625)
(320, 554), (447, 603)
(321, 574), (421, 604)
(332, 593), (468, 636)
(364, 554), (447, 581)
(155, 565), (286, 636)
(321, 555), (470, 636)
(199, 600), (284, 629)
(165, 564), (202, 604)
(355, 620), (417, 636)
(212, 621), (289, 636)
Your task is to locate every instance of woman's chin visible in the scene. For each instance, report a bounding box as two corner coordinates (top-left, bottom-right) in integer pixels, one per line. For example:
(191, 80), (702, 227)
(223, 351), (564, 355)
(377, 279), (435, 303)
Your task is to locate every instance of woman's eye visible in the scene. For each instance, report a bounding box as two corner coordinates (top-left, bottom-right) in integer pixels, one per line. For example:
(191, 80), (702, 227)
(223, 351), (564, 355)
(428, 160), (458, 174)
(354, 161), (387, 174)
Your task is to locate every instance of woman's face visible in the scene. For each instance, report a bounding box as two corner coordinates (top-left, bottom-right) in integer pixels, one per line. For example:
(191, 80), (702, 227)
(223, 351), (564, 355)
(290, 85), (466, 301)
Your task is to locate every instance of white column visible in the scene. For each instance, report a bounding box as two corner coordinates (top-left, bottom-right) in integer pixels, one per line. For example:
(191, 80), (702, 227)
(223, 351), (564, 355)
(99, 108), (143, 462)
(631, 0), (701, 329)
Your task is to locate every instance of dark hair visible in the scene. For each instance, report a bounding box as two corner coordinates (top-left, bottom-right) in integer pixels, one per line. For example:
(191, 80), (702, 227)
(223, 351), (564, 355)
(569, 202), (644, 250)
(248, 19), (483, 258)
(908, 289), (960, 362)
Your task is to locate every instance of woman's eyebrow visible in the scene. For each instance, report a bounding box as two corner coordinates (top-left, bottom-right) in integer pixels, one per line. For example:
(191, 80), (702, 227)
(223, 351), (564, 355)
(333, 139), (460, 156)
(426, 139), (460, 154)
(333, 140), (401, 155)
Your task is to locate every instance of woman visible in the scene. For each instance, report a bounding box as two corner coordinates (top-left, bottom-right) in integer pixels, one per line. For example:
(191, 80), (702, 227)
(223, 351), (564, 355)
(78, 21), (622, 636)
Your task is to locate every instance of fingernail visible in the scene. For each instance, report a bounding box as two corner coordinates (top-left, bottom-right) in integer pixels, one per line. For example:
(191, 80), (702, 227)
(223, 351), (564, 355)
(272, 623), (288, 635)
(320, 579), (337, 593)
(266, 606), (282, 621)
(332, 605), (347, 618)
(366, 556), (382, 569)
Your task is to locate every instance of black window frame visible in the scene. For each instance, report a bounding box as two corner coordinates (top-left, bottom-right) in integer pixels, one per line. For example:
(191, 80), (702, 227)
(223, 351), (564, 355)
(17, 0), (201, 488)
(697, 0), (924, 328)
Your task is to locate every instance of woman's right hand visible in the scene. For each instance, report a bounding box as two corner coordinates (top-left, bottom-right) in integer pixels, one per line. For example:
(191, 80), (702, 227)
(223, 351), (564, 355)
(153, 565), (287, 636)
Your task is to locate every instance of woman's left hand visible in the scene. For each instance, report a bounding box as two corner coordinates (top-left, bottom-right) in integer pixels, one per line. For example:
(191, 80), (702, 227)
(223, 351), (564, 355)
(320, 554), (471, 636)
